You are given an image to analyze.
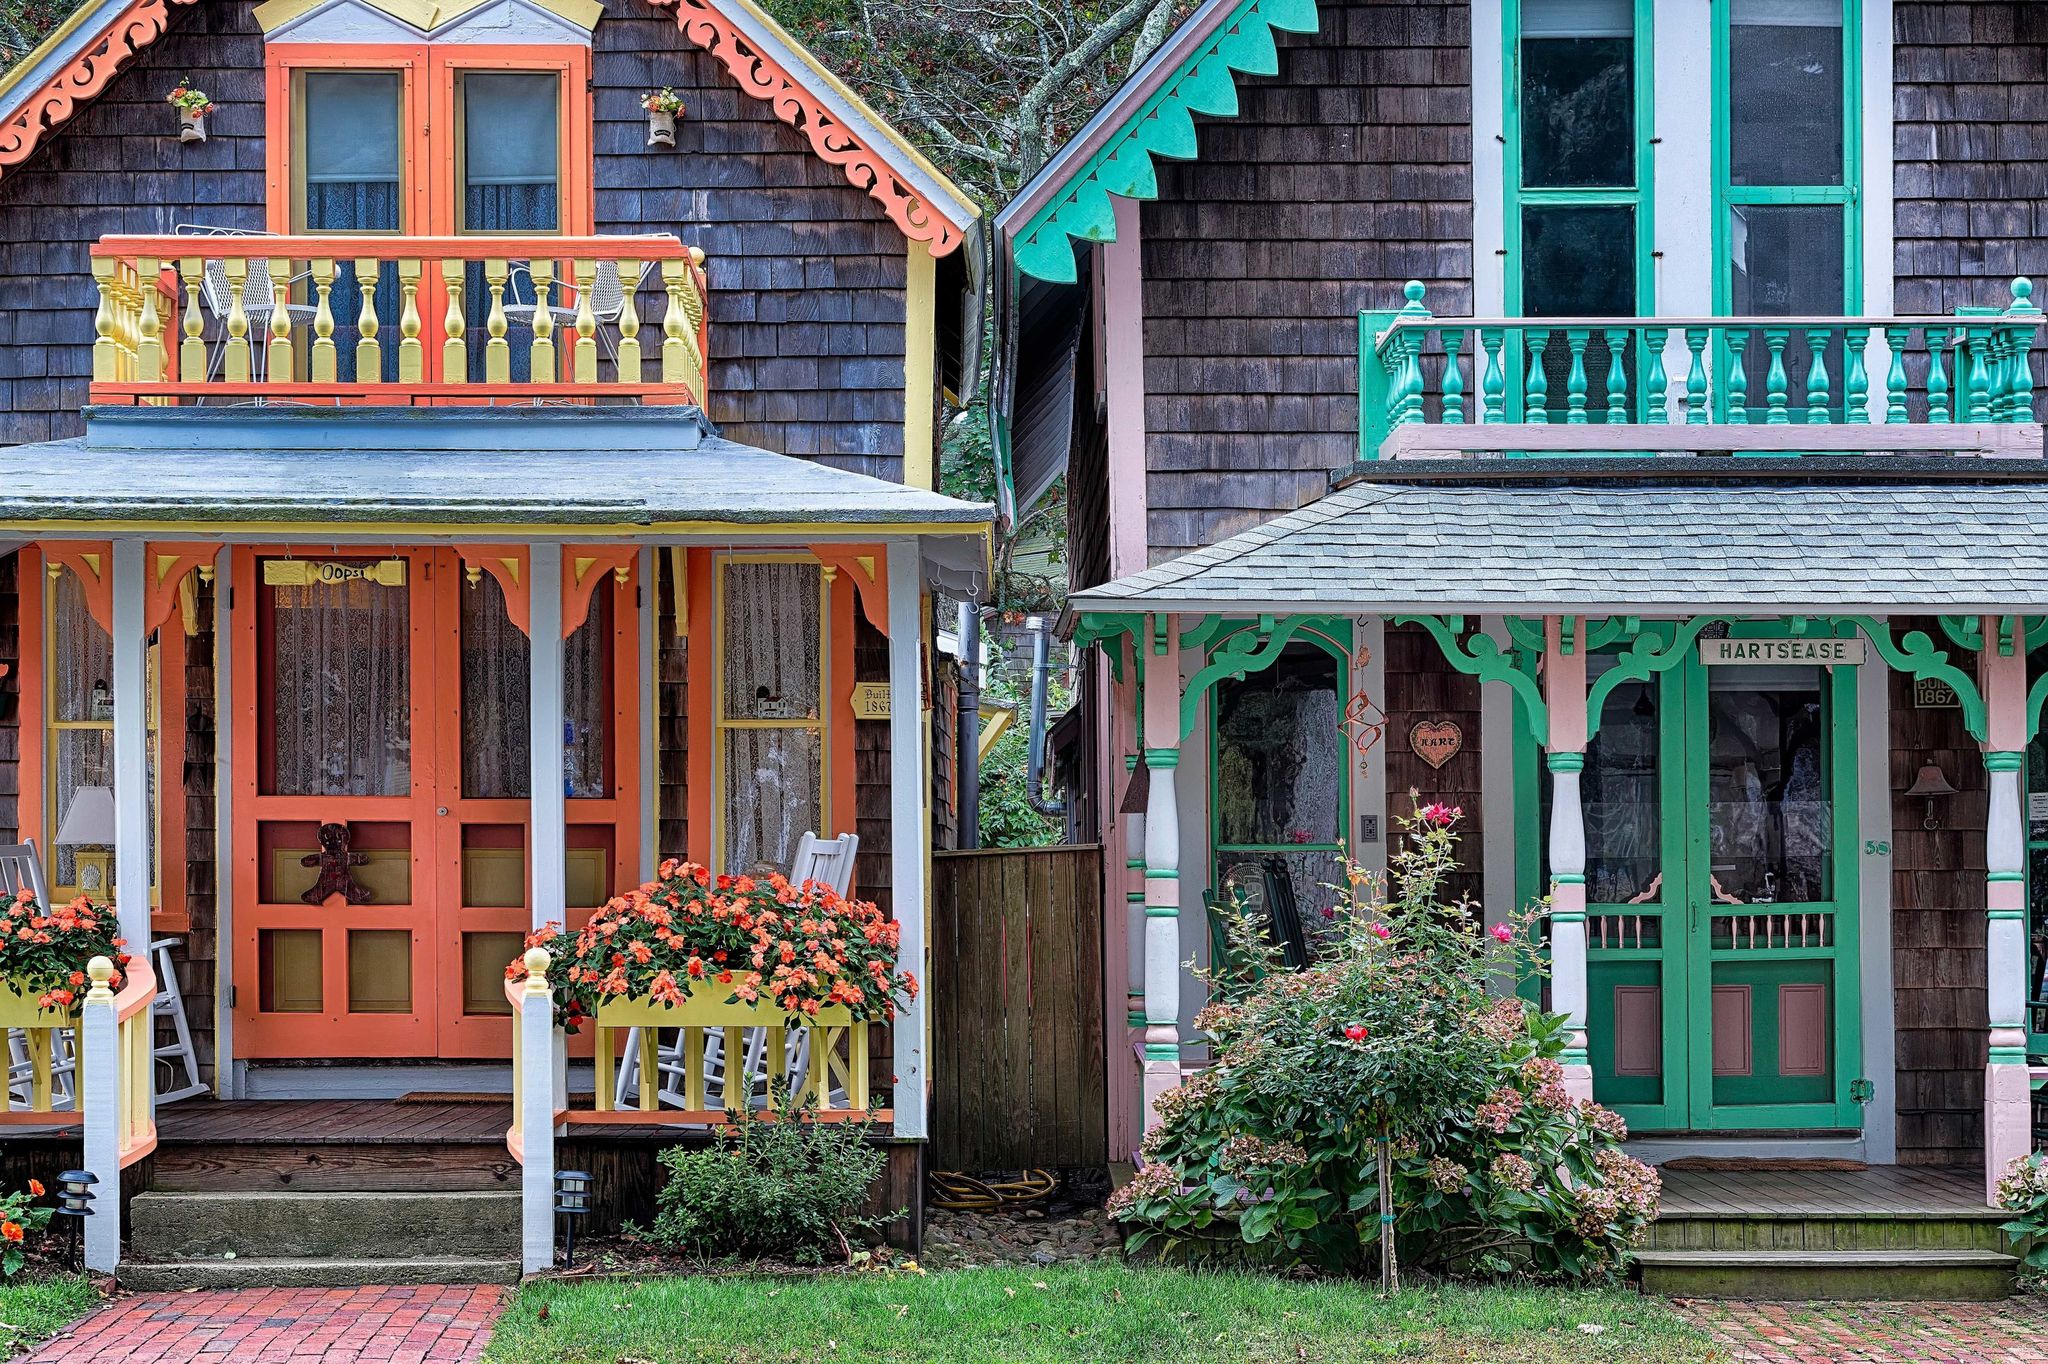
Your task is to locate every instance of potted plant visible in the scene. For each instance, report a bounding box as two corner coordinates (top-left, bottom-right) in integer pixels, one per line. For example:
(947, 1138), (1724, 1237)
(166, 80), (216, 143)
(642, 87), (685, 148)
(0, 889), (128, 1027)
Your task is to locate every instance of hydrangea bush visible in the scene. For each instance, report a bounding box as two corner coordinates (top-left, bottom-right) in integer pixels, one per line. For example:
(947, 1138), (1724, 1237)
(1996, 1151), (2048, 1275)
(1109, 805), (1659, 1283)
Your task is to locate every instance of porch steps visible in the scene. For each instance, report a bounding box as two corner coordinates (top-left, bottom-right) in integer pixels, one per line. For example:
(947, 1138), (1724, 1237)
(1640, 1211), (2019, 1300)
(121, 1183), (522, 1287)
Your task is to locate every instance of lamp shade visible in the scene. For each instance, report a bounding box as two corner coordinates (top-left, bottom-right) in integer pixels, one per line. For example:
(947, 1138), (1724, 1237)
(54, 786), (116, 847)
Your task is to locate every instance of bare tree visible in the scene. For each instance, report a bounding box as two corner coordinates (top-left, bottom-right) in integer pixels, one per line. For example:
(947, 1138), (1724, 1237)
(768, 0), (1189, 203)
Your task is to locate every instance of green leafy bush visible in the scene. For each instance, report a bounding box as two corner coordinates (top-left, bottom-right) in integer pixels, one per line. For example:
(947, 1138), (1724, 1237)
(1109, 805), (1659, 1282)
(1997, 1151), (2048, 1275)
(0, 1182), (53, 1277)
(649, 1105), (894, 1263)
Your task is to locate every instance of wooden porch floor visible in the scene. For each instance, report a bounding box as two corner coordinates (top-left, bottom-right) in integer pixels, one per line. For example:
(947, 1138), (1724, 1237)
(1658, 1166), (1988, 1217)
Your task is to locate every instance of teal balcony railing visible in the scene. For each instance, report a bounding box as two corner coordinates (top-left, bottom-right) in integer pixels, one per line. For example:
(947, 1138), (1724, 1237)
(1359, 279), (2044, 460)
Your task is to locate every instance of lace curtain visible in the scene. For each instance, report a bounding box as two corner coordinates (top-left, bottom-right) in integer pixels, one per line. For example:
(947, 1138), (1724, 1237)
(460, 573), (607, 800)
(721, 562), (824, 873)
(266, 570), (411, 797)
(48, 568), (146, 888)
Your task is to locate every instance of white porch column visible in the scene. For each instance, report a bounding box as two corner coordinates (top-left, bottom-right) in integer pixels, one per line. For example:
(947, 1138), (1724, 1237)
(80, 961), (120, 1271)
(1123, 755), (1146, 1029)
(885, 540), (929, 1140)
(529, 545), (567, 930)
(1140, 617), (1183, 1129)
(1542, 615), (1594, 1101)
(111, 540), (151, 951)
(1979, 621), (2031, 1205)
(522, 544), (566, 1270)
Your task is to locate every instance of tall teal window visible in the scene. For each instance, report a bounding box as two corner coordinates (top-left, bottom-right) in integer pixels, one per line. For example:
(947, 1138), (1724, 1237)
(1505, 0), (1655, 420)
(1714, 0), (1861, 418)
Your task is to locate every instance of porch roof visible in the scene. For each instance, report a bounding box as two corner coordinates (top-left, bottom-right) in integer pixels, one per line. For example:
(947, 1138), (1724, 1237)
(0, 406), (989, 568)
(1068, 460), (2048, 618)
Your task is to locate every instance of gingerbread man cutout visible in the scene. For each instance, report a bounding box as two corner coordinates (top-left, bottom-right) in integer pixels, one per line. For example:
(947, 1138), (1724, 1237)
(301, 822), (374, 906)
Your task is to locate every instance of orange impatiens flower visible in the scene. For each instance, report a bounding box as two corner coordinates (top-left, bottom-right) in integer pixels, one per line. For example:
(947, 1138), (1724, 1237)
(3, 1221), (24, 1242)
(26, 1180), (43, 1197)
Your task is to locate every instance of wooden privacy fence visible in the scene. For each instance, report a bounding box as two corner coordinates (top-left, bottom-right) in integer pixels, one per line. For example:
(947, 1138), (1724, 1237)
(932, 845), (1106, 1172)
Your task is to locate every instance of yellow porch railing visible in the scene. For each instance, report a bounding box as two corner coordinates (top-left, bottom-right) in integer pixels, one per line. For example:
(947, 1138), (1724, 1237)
(586, 994), (875, 1123)
(0, 984), (73, 1117)
(0, 957), (156, 1169)
(87, 234), (712, 409)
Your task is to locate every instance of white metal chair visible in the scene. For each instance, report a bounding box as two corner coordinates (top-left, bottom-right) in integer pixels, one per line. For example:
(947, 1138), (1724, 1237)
(175, 225), (317, 381)
(615, 832), (861, 1111)
(503, 258), (651, 368)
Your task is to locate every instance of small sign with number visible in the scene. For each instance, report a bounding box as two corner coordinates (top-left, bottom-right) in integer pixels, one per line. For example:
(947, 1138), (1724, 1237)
(851, 682), (891, 720)
(1914, 677), (1960, 709)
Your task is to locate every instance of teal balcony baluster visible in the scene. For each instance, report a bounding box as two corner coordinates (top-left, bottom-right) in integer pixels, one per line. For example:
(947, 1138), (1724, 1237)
(1442, 329), (1465, 424)
(2007, 278), (2039, 422)
(1926, 326), (1951, 423)
(1480, 327), (1506, 423)
(1525, 330), (1550, 424)
(1884, 327), (1910, 423)
(1684, 328), (1709, 425)
(1844, 327), (1869, 424)
(1804, 327), (1831, 424)
(1564, 329), (1590, 424)
(1646, 329), (1669, 425)
(1603, 327), (1629, 423)
(1965, 323), (1994, 422)
(1763, 327), (1791, 425)
(1725, 329), (1750, 424)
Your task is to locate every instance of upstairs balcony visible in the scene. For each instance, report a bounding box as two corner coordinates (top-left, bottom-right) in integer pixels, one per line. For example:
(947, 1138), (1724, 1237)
(87, 233), (710, 409)
(1360, 280), (2045, 462)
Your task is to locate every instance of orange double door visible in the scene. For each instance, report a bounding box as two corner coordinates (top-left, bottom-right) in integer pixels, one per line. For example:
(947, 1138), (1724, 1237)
(229, 547), (640, 1060)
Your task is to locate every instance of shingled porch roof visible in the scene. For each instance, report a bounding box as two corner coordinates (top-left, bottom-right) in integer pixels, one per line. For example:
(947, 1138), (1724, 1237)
(1068, 460), (2048, 619)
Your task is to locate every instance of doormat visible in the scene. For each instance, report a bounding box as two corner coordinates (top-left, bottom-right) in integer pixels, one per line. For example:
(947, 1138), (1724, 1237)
(1659, 1157), (1868, 1172)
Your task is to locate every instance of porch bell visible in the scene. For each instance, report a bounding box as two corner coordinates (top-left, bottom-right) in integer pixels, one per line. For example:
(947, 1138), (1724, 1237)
(1903, 762), (1958, 831)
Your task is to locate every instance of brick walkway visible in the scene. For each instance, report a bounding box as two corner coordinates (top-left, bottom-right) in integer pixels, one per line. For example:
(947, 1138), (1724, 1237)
(27, 1285), (506, 1364)
(1677, 1298), (2048, 1363)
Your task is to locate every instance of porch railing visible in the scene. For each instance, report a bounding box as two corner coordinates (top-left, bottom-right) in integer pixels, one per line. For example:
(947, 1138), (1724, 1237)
(87, 234), (710, 409)
(1361, 279), (2046, 460)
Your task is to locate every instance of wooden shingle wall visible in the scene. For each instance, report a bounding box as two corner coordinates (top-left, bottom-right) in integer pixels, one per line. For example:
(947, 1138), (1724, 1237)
(1888, 618), (1988, 1168)
(1895, 0), (2048, 350)
(0, 0), (266, 446)
(1138, 0), (1473, 562)
(596, 1), (910, 478)
(178, 580), (219, 1083)
(1384, 623), (1483, 901)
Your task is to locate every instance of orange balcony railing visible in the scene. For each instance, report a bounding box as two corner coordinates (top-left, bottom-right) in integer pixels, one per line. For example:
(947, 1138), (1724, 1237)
(88, 234), (710, 409)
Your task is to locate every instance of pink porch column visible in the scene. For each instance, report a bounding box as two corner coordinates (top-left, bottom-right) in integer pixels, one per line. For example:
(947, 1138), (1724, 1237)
(1140, 616), (1183, 1130)
(1542, 616), (1594, 1102)
(1979, 621), (2032, 1205)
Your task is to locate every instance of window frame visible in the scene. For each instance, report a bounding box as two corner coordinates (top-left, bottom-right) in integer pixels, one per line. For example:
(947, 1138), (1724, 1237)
(1709, 0), (1864, 320)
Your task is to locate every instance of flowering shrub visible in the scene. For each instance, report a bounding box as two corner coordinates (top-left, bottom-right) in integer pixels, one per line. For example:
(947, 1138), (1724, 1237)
(0, 1181), (52, 1277)
(1110, 805), (1659, 1282)
(1997, 1151), (2048, 1274)
(508, 859), (916, 1032)
(0, 891), (127, 1012)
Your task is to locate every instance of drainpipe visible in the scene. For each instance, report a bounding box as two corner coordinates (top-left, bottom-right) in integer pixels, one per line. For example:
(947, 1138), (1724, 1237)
(1026, 615), (1067, 818)
(956, 600), (981, 849)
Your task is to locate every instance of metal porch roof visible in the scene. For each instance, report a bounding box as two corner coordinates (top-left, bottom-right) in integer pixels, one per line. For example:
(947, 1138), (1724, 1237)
(1069, 464), (2048, 618)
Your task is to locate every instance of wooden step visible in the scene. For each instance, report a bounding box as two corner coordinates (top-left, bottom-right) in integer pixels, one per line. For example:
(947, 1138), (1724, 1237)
(150, 1140), (517, 1193)
(1637, 1248), (2019, 1301)
(1647, 1211), (2012, 1254)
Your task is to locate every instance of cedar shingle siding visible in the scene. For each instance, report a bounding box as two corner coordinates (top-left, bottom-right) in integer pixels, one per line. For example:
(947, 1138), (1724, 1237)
(0, 0), (911, 475)
(1138, 0), (1473, 563)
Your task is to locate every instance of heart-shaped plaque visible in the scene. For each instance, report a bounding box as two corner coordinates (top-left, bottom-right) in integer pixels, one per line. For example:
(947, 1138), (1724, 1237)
(1409, 720), (1463, 770)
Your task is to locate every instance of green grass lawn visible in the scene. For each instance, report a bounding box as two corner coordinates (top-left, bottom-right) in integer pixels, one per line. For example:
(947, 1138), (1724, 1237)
(0, 1274), (97, 1357)
(483, 1263), (1721, 1363)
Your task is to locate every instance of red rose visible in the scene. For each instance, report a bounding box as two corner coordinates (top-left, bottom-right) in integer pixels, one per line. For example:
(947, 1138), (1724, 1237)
(1343, 1024), (1368, 1041)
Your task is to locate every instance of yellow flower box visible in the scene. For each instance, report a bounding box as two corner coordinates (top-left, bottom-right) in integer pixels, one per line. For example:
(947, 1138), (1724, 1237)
(0, 982), (75, 1030)
(588, 991), (873, 1118)
(593, 992), (856, 1030)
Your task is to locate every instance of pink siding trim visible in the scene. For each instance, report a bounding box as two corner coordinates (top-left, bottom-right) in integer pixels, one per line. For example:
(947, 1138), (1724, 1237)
(1612, 985), (1662, 1078)
(1103, 197), (1150, 579)
(1778, 982), (1829, 1077)
(1981, 618), (2028, 751)
(1711, 984), (1753, 1077)
(1543, 615), (1586, 753)
(1102, 654), (1141, 1159)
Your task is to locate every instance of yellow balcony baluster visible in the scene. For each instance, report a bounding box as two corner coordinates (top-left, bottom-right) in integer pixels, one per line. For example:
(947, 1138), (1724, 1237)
(266, 258), (294, 381)
(441, 258), (468, 383)
(178, 257), (207, 383)
(135, 254), (164, 385)
(529, 258), (556, 384)
(354, 258), (382, 381)
(614, 258), (641, 383)
(397, 259), (423, 384)
(222, 259), (252, 383)
(660, 258), (689, 393)
(90, 257), (122, 384)
(309, 257), (337, 384)
(721, 1026), (744, 1110)
(484, 257), (511, 386)
(572, 258), (598, 386)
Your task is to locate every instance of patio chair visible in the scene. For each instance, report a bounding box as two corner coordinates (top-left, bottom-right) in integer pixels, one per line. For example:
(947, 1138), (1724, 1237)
(150, 937), (209, 1103)
(175, 225), (317, 382)
(502, 258), (651, 371)
(615, 832), (861, 1111)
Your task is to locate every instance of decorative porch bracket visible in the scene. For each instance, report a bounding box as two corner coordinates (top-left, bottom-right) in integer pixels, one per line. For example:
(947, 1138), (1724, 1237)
(1828, 616), (1989, 743)
(1582, 617), (1723, 742)
(1176, 613), (1349, 740)
(1393, 615), (1550, 748)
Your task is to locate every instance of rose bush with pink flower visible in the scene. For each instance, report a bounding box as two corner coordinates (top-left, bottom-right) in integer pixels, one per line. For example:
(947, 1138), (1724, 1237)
(1110, 804), (1658, 1282)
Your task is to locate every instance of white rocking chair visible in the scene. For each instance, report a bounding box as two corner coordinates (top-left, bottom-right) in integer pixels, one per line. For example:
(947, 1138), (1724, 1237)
(615, 832), (861, 1111)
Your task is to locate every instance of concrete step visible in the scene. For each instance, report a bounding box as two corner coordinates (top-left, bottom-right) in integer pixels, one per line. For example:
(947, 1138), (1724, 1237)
(117, 1255), (522, 1290)
(1647, 1212), (2013, 1254)
(1637, 1248), (2019, 1301)
(150, 1140), (516, 1193)
(129, 1189), (519, 1261)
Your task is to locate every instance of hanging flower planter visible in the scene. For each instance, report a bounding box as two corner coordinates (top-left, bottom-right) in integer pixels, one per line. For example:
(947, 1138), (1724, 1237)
(167, 80), (216, 143)
(642, 87), (685, 148)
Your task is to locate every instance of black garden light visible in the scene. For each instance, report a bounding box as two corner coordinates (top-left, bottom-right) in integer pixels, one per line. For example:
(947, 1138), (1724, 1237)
(553, 1169), (593, 1267)
(53, 1170), (95, 1272)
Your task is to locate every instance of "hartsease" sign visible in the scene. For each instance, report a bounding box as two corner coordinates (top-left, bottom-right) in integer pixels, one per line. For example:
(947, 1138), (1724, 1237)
(1699, 637), (1865, 666)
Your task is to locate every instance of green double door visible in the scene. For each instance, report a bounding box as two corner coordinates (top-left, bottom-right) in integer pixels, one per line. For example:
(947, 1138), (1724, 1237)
(1539, 634), (1864, 1134)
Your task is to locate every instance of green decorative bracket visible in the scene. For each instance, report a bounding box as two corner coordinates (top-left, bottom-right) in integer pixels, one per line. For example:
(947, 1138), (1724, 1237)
(1393, 615), (1549, 747)
(1009, 0), (1322, 283)
(2028, 670), (2048, 747)
(1584, 618), (1730, 742)
(1179, 613), (1345, 739)
(1833, 616), (1988, 742)
(1501, 616), (1637, 659)
(1073, 611), (1146, 684)
(1938, 615), (2045, 655)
